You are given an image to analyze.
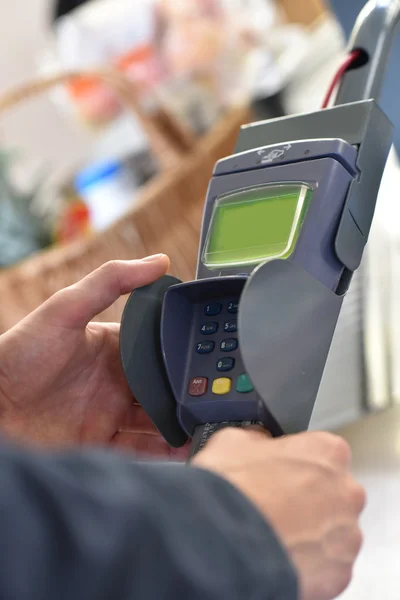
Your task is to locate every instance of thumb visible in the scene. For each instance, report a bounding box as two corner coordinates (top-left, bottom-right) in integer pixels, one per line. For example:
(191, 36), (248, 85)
(42, 254), (170, 328)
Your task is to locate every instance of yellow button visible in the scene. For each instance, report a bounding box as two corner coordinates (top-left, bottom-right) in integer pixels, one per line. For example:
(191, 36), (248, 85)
(212, 378), (232, 395)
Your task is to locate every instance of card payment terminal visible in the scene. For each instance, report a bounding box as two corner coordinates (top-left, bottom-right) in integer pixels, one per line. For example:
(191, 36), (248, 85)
(120, 0), (398, 455)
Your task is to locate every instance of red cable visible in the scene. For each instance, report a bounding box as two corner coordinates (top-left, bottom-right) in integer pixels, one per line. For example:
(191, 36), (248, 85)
(321, 50), (362, 109)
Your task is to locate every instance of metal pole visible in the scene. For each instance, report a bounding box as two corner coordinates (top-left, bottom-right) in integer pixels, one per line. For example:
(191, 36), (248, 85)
(335, 0), (400, 105)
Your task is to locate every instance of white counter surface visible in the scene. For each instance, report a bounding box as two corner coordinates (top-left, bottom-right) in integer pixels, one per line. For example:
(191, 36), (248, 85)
(336, 407), (400, 599)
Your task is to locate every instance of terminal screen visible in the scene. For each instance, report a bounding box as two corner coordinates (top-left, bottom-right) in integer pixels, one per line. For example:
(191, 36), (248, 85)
(203, 184), (312, 269)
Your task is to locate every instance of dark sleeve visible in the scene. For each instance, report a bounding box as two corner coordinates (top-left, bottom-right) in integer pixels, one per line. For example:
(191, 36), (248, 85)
(0, 441), (298, 600)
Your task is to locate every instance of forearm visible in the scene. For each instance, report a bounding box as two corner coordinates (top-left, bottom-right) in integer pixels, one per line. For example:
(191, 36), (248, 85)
(0, 440), (298, 600)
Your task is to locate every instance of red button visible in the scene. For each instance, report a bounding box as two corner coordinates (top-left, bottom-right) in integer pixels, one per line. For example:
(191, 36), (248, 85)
(189, 377), (208, 396)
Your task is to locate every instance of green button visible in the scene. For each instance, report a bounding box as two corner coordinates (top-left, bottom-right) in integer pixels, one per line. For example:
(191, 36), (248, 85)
(236, 374), (253, 394)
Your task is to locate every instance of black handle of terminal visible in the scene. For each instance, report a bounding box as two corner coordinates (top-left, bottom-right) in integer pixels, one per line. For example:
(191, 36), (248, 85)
(120, 275), (188, 449)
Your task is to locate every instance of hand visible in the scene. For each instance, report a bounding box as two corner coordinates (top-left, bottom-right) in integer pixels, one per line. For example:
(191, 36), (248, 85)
(0, 255), (188, 460)
(193, 428), (366, 600)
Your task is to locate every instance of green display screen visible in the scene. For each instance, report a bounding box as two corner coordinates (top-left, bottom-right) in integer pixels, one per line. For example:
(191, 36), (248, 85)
(203, 184), (312, 269)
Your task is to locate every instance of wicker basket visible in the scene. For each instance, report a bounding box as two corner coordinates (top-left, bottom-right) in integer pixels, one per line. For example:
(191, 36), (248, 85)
(0, 70), (251, 332)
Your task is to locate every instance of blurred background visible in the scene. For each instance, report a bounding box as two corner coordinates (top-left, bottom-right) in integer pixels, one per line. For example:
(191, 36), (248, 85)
(0, 1), (399, 597)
